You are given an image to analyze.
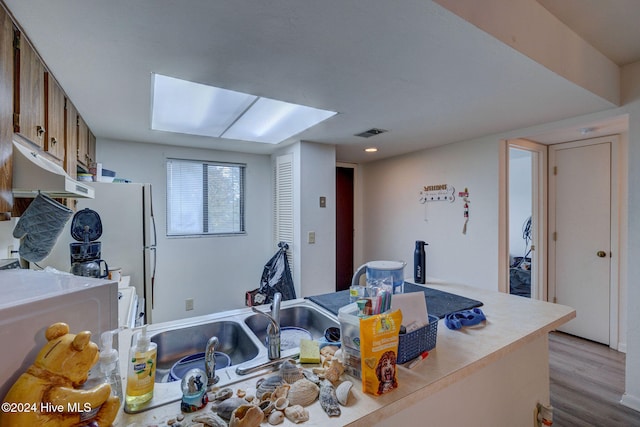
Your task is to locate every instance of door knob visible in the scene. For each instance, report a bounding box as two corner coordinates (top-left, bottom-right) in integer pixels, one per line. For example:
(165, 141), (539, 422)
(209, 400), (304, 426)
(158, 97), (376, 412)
(596, 251), (607, 258)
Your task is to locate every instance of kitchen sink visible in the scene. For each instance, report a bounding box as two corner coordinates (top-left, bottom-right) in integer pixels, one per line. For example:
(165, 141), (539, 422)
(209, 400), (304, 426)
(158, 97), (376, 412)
(244, 305), (339, 344)
(150, 320), (259, 383)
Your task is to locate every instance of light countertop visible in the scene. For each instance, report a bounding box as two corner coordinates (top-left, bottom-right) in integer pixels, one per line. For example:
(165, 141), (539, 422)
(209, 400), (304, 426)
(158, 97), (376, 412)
(115, 282), (575, 427)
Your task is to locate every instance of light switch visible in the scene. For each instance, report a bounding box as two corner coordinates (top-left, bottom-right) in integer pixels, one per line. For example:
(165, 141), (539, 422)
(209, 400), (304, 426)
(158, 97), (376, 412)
(319, 196), (326, 208)
(308, 231), (316, 244)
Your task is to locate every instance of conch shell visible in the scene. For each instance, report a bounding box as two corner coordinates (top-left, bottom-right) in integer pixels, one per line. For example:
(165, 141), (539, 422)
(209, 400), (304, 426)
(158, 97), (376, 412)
(284, 405), (310, 424)
(287, 378), (319, 407)
(229, 404), (264, 427)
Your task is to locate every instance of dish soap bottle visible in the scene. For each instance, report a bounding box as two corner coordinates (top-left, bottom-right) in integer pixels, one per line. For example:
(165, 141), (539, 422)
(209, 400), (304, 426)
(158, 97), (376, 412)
(125, 325), (157, 411)
(99, 329), (123, 404)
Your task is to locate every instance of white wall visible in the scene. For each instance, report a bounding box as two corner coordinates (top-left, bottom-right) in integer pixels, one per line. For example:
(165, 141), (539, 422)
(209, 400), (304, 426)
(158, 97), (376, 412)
(621, 60), (640, 411)
(508, 150), (532, 261)
(96, 139), (274, 323)
(360, 138), (500, 290)
(274, 141), (336, 298)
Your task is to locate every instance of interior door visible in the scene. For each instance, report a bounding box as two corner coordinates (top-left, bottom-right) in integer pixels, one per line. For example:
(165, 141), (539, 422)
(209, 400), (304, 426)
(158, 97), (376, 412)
(336, 166), (354, 291)
(550, 139), (611, 344)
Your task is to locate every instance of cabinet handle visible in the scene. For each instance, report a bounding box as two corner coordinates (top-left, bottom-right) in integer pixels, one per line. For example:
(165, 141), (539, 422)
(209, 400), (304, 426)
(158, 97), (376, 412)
(37, 125), (46, 137)
(50, 137), (57, 145)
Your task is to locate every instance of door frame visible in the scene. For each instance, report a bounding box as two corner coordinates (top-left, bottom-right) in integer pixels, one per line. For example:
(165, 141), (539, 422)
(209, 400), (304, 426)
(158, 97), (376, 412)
(499, 139), (547, 301)
(548, 135), (621, 349)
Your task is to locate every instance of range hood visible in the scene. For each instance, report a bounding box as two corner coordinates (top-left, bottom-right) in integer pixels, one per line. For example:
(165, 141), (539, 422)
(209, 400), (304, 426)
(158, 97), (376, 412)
(12, 138), (95, 199)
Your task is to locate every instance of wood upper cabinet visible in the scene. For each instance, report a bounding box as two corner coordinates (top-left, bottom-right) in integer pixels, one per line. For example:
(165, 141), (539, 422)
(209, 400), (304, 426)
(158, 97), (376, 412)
(77, 114), (89, 169)
(45, 72), (65, 161)
(0, 6), (13, 220)
(14, 30), (46, 147)
(64, 98), (78, 178)
(88, 129), (96, 166)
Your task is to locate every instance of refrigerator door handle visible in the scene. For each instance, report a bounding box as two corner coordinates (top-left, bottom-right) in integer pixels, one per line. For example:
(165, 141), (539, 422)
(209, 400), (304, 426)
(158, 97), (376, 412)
(150, 246), (157, 309)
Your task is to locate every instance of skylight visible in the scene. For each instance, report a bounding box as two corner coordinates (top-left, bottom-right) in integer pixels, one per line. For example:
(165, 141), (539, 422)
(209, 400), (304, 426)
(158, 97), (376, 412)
(151, 74), (337, 144)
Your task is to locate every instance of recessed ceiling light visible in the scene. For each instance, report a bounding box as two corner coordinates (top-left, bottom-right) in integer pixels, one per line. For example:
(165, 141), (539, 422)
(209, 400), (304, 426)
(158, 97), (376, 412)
(151, 73), (337, 144)
(364, 147), (378, 153)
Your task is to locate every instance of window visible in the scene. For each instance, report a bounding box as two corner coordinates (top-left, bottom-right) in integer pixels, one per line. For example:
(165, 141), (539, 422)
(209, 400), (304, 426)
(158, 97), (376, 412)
(166, 158), (245, 236)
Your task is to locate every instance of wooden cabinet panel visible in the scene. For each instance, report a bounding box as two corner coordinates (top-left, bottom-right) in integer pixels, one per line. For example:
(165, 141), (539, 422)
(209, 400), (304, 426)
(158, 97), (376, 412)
(64, 98), (78, 178)
(15, 31), (45, 147)
(88, 129), (96, 166)
(45, 72), (65, 161)
(77, 114), (89, 169)
(0, 6), (13, 220)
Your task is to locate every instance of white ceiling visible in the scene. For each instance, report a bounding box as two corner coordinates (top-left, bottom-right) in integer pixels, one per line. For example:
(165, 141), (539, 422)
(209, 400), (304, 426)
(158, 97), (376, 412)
(3, 0), (637, 163)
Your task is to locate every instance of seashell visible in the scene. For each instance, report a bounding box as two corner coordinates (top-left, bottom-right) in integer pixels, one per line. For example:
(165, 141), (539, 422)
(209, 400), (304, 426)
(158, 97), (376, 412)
(270, 384), (290, 401)
(325, 358), (345, 383)
(229, 404), (264, 427)
(284, 405), (309, 424)
(280, 359), (304, 384)
(302, 368), (321, 385)
(334, 348), (344, 363)
(244, 394), (255, 402)
(336, 380), (353, 406)
(319, 379), (341, 417)
(268, 410), (285, 425)
(236, 389), (246, 398)
(258, 399), (274, 416)
(320, 345), (339, 358)
(260, 391), (273, 402)
(287, 378), (319, 407)
(256, 375), (285, 400)
(311, 367), (326, 378)
(192, 411), (228, 427)
(211, 397), (247, 420)
(273, 396), (289, 411)
(212, 387), (234, 401)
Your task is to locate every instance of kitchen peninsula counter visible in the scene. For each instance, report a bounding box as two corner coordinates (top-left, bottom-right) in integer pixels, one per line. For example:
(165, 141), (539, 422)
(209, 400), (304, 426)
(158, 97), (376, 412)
(116, 282), (575, 426)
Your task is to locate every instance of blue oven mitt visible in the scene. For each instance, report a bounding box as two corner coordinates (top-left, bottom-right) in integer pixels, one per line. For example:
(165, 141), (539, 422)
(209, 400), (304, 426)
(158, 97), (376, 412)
(13, 193), (73, 263)
(445, 308), (486, 330)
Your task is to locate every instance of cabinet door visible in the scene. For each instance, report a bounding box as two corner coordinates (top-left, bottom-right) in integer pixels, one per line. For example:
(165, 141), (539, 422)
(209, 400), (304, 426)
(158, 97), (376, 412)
(88, 129), (96, 166)
(0, 7), (13, 220)
(77, 114), (89, 169)
(15, 31), (45, 146)
(64, 98), (78, 178)
(45, 72), (65, 161)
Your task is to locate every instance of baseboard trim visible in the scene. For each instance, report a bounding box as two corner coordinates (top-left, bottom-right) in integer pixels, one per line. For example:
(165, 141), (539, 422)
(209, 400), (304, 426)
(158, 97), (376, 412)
(621, 393), (640, 412)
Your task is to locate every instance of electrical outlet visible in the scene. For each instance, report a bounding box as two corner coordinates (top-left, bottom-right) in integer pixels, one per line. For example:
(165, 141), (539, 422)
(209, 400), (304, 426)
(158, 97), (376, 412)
(185, 298), (194, 311)
(308, 231), (316, 244)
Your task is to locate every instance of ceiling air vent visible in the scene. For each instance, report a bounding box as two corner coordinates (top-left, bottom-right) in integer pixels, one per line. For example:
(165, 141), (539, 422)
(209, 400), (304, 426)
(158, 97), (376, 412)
(355, 128), (387, 138)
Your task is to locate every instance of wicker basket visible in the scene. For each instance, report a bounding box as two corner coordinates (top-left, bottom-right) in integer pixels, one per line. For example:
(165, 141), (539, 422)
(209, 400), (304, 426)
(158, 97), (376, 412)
(397, 314), (439, 364)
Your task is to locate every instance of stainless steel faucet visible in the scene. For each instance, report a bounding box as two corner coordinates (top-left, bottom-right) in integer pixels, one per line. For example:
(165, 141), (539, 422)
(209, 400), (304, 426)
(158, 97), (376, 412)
(205, 336), (219, 386)
(250, 292), (282, 360)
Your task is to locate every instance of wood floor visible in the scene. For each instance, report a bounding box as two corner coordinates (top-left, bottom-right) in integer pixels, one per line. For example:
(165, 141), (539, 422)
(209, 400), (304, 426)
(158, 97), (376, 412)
(548, 331), (640, 426)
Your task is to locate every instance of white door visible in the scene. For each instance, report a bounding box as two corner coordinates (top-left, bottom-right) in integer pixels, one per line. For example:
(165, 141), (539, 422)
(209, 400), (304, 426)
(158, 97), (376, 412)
(550, 139), (612, 344)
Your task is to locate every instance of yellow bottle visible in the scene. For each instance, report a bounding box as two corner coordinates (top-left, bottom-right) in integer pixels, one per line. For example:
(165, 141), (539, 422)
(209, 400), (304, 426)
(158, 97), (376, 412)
(125, 325), (157, 411)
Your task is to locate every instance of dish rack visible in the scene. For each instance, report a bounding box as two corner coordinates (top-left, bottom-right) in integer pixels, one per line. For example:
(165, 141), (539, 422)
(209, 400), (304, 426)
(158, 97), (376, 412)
(397, 314), (439, 364)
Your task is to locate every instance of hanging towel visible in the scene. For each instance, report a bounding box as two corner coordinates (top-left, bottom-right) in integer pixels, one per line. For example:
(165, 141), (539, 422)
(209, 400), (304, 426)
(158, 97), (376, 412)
(13, 193), (73, 262)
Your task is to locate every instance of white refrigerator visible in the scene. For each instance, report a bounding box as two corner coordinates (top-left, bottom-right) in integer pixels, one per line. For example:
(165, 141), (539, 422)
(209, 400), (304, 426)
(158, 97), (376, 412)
(45, 182), (157, 323)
